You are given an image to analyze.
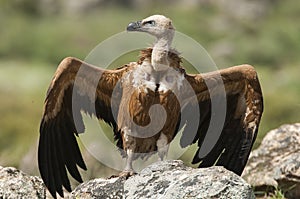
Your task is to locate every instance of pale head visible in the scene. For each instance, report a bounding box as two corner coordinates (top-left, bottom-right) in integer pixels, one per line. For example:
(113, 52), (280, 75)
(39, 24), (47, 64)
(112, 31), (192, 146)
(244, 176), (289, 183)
(127, 15), (175, 71)
(127, 15), (175, 39)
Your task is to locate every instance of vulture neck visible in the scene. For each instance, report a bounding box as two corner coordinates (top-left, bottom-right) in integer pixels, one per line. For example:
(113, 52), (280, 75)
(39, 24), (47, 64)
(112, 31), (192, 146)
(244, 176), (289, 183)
(151, 31), (174, 71)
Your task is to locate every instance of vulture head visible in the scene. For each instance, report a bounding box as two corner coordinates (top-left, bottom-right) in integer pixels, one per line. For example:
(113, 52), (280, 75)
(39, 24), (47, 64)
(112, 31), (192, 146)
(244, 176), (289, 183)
(127, 15), (175, 71)
(127, 14), (175, 40)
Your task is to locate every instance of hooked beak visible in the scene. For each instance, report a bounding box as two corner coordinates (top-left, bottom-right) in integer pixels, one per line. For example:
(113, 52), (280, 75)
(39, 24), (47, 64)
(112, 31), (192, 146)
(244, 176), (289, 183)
(126, 21), (142, 32)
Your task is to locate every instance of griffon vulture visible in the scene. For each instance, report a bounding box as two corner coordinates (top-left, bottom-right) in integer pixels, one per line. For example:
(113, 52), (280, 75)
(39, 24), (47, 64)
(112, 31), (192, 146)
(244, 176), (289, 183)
(38, 15), (263, 198)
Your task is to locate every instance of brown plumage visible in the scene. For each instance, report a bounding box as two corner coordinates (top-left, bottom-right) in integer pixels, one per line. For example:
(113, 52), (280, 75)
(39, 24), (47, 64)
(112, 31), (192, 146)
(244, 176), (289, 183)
(38, 15), (263, 198)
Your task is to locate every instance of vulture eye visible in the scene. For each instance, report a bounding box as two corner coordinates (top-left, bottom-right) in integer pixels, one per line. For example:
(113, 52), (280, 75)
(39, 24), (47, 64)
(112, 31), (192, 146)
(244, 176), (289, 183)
(143, 20), (156, 26)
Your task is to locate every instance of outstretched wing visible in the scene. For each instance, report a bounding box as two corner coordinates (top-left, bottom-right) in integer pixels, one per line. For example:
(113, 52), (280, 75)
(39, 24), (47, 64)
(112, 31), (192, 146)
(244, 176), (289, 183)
(38, 57), (129, 198)
(181, 65), (263, 175)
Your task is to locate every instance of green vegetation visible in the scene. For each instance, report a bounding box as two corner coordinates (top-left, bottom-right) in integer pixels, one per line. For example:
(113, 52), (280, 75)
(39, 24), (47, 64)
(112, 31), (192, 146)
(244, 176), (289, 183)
(271, 189), (286, 199)
(255, 187), (287, 199)
(0, 4), (299, 197)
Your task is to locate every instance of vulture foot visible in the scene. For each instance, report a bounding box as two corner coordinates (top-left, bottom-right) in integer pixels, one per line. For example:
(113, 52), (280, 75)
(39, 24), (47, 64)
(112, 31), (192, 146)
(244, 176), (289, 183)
(108, 170), (136, 179)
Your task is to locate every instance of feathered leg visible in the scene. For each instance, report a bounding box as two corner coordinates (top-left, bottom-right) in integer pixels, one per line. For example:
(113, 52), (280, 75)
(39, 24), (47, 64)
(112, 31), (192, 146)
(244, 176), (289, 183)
(118, 149), (136, 178)
(157, 133), (169, 161)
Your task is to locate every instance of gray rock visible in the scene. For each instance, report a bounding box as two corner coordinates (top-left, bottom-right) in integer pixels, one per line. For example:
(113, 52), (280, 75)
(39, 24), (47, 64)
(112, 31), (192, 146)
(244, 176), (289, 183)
(71, 160), (254, 199)
(0, 166), (45, 199)
(243, 123), (300, 199)
(71, 177), (125, 199)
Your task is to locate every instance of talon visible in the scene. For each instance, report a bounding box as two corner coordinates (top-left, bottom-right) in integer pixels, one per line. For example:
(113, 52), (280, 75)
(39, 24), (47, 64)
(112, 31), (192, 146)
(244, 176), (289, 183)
(118, 170), (137, 179)
(107, 174), (119, 179)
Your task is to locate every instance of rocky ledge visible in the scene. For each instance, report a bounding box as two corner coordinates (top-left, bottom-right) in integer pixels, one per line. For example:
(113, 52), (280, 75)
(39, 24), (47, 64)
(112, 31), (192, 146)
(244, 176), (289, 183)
(1, 123), (299, 198)
(0, 166), (45, 198)
(243, 123), (300, 199)
(0, 160), (254, 199)
(71, 160), (254, 199)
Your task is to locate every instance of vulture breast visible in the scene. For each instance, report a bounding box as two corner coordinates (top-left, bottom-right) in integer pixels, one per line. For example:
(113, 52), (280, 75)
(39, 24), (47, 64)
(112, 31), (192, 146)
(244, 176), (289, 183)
(117, 60), (183, 156)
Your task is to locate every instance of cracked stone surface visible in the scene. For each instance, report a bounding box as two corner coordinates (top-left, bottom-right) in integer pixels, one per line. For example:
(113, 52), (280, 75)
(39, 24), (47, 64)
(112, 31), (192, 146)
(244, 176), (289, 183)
(71, 160), (254, 199)
(0, 166), (45, 199)
(243, 123), (300, 199)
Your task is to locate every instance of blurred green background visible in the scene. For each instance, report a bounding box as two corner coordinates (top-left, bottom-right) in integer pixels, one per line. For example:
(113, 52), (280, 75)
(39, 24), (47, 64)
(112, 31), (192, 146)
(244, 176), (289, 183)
(0, 0), (299, 179)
